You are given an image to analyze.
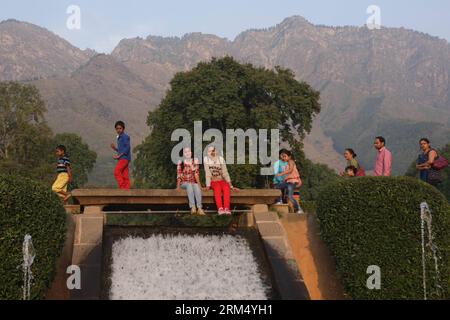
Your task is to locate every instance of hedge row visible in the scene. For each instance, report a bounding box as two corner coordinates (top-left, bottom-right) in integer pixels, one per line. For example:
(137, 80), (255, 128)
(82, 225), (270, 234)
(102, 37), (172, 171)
(317, 177), (450, 299)
(0, 174), (66, 300)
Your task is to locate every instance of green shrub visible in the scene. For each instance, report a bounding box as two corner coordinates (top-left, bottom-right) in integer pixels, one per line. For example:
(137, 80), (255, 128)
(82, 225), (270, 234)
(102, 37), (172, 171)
(317, 176), (450, 299)
(0, 174), (66, 300)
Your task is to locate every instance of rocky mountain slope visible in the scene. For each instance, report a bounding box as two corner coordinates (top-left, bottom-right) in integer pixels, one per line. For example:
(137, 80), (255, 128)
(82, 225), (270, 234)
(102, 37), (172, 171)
(0, 19), (94, 81)
(111, 16), (450, 173)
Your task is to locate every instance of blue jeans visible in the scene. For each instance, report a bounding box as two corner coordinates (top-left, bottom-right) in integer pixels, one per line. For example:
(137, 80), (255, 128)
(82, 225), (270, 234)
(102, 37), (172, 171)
(181, 183), (202, 209)
(277, 182), (299, 210)
(274, 182), (287, 203)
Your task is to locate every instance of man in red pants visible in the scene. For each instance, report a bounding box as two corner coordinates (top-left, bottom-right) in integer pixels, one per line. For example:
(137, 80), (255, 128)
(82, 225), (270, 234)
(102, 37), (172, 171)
(110, 121), (131, 189)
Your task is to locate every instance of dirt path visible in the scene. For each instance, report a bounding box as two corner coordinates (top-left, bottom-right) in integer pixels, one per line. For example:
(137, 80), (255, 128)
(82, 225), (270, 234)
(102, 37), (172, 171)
(280, 213), (346, 300)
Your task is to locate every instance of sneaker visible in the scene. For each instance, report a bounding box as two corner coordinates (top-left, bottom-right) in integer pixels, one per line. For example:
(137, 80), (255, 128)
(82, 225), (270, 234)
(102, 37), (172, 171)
(191, 207), (197, 215)
(197, 208), (206, 216)
(224, 208), (232, 215)
(275, 201), (283, 205)
(218, 208), (226, 215)
(296, 208), (305, 215)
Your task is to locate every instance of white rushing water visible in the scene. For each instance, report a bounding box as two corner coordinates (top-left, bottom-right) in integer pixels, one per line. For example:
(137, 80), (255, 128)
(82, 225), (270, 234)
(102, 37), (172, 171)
(21, 234), (36, 300)
(420, 202), (442, 300)
(109, 234), (269, 300)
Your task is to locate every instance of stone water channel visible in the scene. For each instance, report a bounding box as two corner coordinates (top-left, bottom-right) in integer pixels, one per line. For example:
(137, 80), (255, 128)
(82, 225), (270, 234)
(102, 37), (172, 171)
(64, 201), (309, 300)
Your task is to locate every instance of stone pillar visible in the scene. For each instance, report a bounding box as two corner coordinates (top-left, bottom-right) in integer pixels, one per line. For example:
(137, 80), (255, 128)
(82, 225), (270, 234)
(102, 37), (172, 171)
(269, 203), (290, 216)
(46, 213), (76, 299)
(70, 211), (104, 300)
(83, 205), (105, 215)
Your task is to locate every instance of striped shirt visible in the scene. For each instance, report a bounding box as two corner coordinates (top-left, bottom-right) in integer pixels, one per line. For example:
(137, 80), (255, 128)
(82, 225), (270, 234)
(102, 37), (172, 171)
(57, 156), (71, 173)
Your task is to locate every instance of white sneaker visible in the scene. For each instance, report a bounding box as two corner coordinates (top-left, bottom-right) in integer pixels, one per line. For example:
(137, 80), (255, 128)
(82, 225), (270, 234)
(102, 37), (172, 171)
(275, 201), (283, 205)
(218, 208), (226, 215)
(296, 208), (305, 215)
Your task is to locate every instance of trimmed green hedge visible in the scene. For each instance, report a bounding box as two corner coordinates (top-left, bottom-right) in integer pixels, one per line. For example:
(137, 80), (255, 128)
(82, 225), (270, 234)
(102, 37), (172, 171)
(317, 177), (450, 300)
(0, 174), (66, 300)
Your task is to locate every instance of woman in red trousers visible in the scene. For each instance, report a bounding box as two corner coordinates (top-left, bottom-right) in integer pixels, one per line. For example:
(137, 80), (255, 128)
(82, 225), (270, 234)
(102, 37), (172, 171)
(203, 146), (237, 215)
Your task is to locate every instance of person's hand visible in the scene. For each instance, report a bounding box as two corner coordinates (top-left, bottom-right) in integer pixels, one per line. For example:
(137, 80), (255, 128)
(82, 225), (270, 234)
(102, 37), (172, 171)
(231, 186), (239, 192)
(110, 143), (116, 150)
(113, 155), (120, 160)
(202, 187), (210, 192)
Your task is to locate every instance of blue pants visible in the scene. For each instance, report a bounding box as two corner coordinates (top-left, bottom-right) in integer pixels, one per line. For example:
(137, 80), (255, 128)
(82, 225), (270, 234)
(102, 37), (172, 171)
(277, 182), (299, 210)
(274, 182), (287, 203)
(181, 183), (203, 209)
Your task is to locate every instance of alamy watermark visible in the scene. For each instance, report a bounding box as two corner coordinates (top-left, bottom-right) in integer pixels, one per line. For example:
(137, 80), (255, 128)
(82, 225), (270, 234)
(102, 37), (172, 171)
(66, 265), (81, 290)
(366, 265), (381, 290)
(66, 5), (81, 30)
(171, 121), (280, 175)
(366, 5), (381, 30)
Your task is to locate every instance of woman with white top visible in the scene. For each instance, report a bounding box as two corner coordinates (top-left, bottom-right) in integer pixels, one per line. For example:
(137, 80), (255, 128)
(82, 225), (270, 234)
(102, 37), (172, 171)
(203, 146), (237, 215)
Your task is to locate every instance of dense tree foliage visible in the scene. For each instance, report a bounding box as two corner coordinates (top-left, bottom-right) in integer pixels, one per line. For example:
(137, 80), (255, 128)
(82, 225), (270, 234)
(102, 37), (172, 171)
(405, 143), (450, 202)
(0, 82), (96, 187)
(134, 57), (332, 191)
(0, 82), (53, 181)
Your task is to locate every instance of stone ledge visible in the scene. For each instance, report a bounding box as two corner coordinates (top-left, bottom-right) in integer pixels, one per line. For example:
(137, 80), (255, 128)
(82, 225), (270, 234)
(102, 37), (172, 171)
(263, 238), (288, 258)
(254, 211), (279, 222)
(268, 257), (310, 300)
(64, 205), (81, 214)
(252, 204), (269, 214)
(77, 217), (104, 245)
(256, 221), (285, 237)
(269, 204), (290, 215)
(83, 205), (105, 215)
(72, 244), (102, 266)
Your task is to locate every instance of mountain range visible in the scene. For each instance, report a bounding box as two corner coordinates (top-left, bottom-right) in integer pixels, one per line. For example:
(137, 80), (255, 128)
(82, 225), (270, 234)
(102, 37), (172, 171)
(1, 16), (449, 184)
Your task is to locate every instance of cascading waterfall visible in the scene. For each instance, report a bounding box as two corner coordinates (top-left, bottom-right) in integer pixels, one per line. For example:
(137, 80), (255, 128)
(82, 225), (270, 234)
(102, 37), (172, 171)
(420, 202), (442, 300)
(21, 234), (36, 300)
(109, 233), (269, 300)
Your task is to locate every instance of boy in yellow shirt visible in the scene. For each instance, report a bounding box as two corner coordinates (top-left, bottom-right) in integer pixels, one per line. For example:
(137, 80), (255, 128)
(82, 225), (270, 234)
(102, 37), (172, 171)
(52, 145), (73, 203)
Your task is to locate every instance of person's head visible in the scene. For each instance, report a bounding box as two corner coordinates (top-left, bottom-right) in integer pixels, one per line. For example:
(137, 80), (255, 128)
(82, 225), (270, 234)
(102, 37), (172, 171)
(115, 121), (125, 135)
(183, 147), (192, 159)
(420, 138), (431, 152)
(56, 145), (66, 157)
(345, 166), (357, 177)
(207, 146), (217, 158)
(344, 148), (357, 160)
(374, 136), (386, 150)
(279, 149), (289, 160)
(280, 150), (293, 162)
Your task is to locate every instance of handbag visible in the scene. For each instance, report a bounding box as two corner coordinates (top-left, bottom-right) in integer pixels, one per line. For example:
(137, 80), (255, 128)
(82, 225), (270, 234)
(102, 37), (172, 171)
(433, 156), (449, 171)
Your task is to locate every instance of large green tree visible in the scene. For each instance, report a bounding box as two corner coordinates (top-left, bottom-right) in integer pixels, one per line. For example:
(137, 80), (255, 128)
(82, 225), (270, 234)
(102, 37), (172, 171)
(134, 57), (328, 190)
(0, 82), (54, 181)
(0, 82), (96, 187)
(405, 144), (450, 202)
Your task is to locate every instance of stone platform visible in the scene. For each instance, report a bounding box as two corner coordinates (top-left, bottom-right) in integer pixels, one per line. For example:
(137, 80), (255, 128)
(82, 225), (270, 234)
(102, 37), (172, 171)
(71, 189), (281, 209)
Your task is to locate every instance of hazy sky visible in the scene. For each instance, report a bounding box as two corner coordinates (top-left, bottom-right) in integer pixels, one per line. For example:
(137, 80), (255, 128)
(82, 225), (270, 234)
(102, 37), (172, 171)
(1, 0), (449, 53)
